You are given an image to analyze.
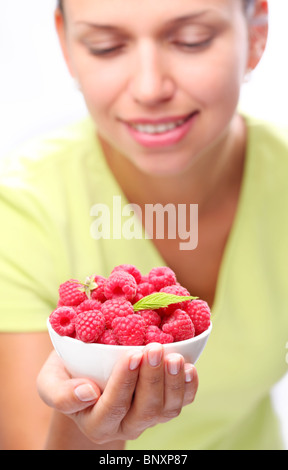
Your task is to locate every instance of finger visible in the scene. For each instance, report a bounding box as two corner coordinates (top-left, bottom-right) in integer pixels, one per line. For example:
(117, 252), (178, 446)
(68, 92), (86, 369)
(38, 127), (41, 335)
(82, 349), (143, 442)
(37, 351), (101, 414)
(123, 343), (165, 435)
(183, 363), (199, 406)
(160, 353), (185, 422)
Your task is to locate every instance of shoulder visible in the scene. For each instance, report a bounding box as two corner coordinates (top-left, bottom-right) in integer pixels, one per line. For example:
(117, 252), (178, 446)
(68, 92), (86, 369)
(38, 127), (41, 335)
(246, 116), (288, 164)
(0, 118), (100, 184)
(243, 116), (288, 247)
(244, 116), (288, 191)
(0, 118), (107, 234)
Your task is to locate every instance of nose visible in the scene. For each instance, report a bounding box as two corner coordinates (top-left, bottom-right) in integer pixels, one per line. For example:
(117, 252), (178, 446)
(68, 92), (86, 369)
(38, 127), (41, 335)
(130, 41), (175, 107)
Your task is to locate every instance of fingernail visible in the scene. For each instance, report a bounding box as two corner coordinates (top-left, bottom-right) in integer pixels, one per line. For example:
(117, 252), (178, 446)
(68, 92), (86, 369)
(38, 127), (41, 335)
(167, 354), (181, 375)
(74, 384), (98, 402)
(184, 365), (194, 383)
(129, 352), (143, 371)
(147, 345), (163, 367)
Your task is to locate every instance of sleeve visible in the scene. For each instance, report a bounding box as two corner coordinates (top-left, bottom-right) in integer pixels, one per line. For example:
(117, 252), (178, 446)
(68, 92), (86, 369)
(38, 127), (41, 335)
(0, 180), (69, 332)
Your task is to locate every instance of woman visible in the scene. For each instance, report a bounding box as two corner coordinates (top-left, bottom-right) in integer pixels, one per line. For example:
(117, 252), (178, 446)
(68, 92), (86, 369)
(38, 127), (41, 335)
(1, 0), (287, 450)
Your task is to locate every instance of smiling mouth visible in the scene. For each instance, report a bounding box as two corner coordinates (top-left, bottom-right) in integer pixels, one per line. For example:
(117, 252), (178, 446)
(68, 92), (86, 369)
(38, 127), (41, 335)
(125, 112), (197, 135)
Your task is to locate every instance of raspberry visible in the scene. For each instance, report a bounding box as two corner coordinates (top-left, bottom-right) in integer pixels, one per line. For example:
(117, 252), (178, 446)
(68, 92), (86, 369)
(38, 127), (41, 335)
(58, 279), (87, 307)
(97, 329), (119, 345)
(101, 298), (134, 329)
(186, 300), (211, 336)
(76, 299), (102, 314)
(148, 266), (177, 291)
(49, 306), (77, 337)
(111, 264), (142, 284)
(57, 298), (65, 307)
(138, 309), (161, 327)
(162, 309), (195, 342)
(91, 275), (107, 302)
(104, 270), (137, 301)
(112, 314), (146, 346)
(75, 309), (105, 343)
(158, 284), (191, 315)
(133, 281), (156, 303)
(144, 325), (174, 345)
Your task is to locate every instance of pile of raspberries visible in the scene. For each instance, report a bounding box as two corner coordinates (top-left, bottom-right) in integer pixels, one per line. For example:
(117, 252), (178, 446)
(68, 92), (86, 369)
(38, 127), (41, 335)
(49, 265), (211, 346)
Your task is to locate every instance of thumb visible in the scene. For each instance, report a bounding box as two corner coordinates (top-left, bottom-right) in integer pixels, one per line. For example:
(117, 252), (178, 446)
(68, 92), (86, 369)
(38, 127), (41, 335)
(37, 351), (101, 415)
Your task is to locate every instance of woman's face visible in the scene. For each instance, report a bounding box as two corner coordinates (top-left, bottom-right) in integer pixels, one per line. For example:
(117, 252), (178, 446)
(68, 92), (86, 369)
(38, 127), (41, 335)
(56, 0), (260, 175)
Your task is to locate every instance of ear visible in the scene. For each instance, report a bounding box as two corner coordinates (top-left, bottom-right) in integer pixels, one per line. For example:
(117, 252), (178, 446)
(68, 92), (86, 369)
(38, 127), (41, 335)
(246, 0), (269, 71)
(54, 8), (76, 78)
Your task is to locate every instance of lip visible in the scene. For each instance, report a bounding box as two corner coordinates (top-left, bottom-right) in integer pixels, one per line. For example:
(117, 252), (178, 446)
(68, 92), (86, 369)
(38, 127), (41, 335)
(121, 112), (199, 148)
(122, 113), (195, 125)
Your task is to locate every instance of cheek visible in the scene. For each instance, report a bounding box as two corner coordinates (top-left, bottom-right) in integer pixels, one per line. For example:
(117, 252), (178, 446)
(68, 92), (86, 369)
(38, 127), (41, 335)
(202, 66), (242, 114)
(190, 61), (243, 110)
(75, 59), (124, 120)
(80, 75), (114, 119)
(180, 38), (248, 112)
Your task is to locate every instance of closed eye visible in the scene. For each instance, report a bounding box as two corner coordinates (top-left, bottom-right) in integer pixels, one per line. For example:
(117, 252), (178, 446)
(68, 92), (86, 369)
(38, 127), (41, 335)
(173, 38), (212, 51)
(88, 45), (126, 57)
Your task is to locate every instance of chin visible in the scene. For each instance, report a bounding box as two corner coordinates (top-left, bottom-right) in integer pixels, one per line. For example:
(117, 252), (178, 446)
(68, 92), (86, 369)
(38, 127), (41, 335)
(131, 151), (197, 177)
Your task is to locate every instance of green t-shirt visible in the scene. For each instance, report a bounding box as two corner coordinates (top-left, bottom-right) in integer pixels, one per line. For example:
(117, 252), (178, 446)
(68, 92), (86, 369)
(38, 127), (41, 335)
(0, 116), (287, 450)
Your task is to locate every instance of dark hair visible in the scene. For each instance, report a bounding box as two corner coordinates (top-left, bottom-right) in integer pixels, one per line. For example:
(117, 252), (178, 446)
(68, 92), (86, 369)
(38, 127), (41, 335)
(57, 0), (256, 14)
(58, 0), (63, 12)
(243, 0), (256, 12)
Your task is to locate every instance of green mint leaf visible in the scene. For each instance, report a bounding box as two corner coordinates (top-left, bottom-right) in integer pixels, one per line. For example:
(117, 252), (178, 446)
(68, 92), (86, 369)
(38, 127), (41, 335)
(133, 292), (198, 312)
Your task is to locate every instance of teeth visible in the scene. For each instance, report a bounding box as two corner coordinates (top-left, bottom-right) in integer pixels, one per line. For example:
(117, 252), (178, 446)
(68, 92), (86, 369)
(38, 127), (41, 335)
(131, 118), (186, 134)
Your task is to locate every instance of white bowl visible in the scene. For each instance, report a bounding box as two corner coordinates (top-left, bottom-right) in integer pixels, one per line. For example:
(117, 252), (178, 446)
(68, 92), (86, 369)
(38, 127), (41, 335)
(47, 318), (212, 391)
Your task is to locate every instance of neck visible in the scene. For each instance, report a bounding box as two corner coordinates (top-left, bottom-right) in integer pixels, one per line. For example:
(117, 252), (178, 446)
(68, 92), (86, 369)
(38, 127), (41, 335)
(99, 114), (246, 213)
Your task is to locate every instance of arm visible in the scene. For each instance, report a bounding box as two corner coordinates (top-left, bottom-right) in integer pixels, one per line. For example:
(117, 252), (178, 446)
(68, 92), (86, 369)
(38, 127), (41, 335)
(38, 346), (198, 450)
(0, 332), (53, 450)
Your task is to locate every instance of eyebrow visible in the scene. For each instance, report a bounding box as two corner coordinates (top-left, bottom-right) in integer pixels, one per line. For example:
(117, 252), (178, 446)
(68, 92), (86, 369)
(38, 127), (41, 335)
(75, 10), (211, 32)
(164, 10), (211, 28)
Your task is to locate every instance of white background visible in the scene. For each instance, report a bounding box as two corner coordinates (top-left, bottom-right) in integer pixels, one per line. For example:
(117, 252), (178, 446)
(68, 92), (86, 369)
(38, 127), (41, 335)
(0, 0), (287, 448)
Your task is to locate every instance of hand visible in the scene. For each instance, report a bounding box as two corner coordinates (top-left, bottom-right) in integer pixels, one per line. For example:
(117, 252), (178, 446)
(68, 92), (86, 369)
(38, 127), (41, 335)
(37, 344), (198, 446)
